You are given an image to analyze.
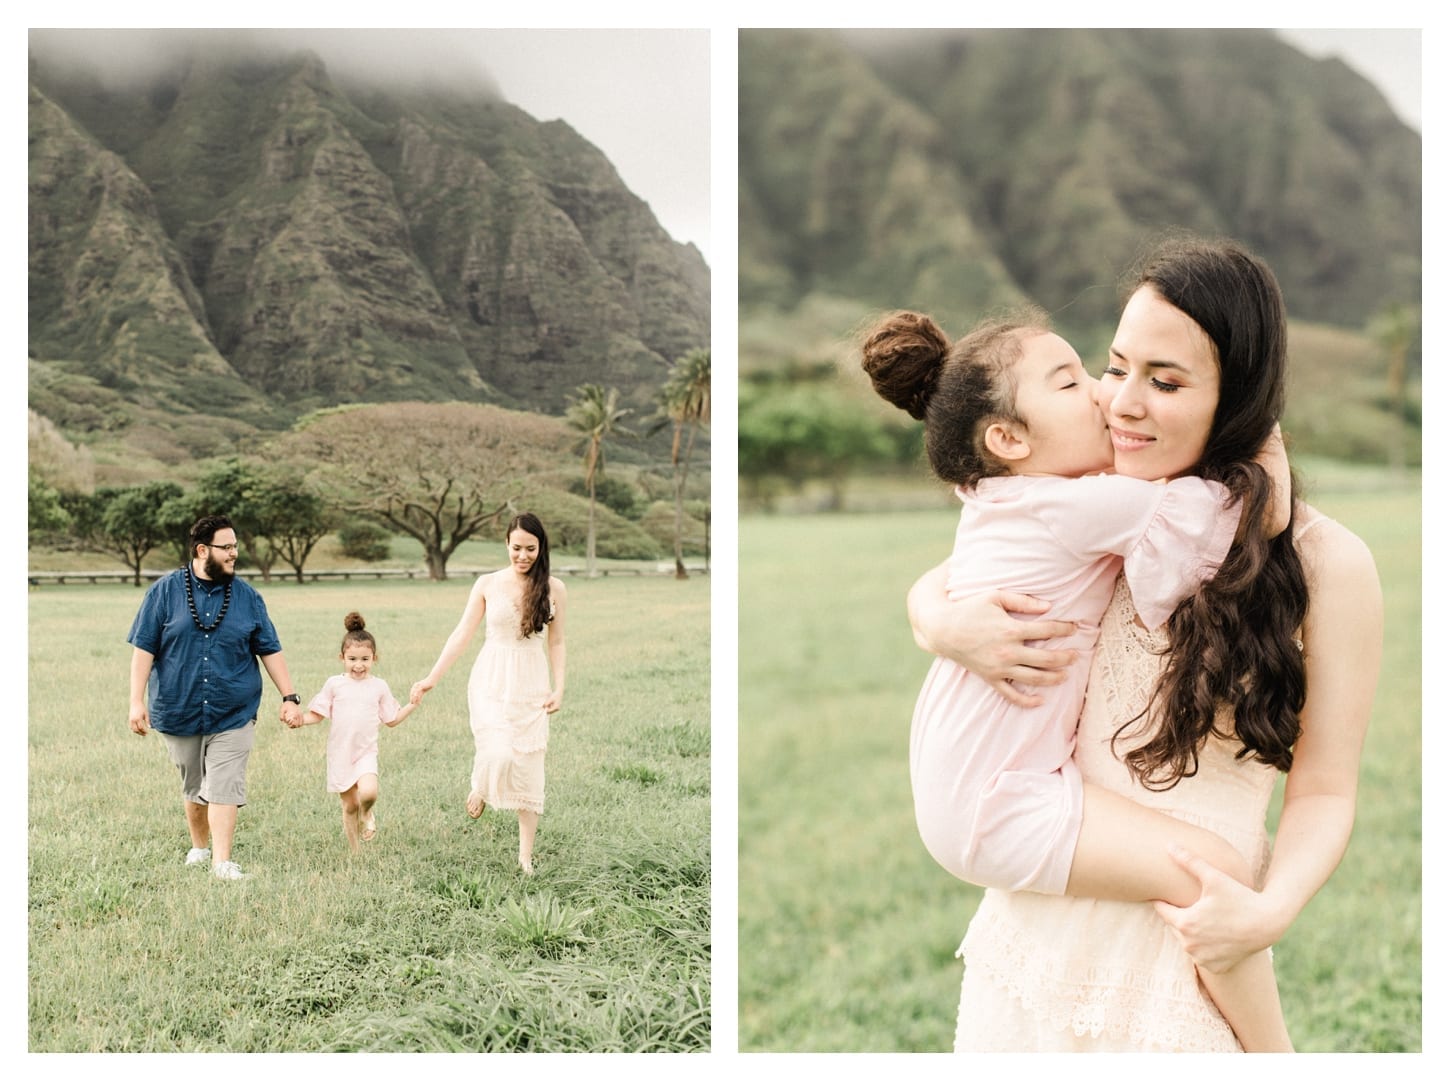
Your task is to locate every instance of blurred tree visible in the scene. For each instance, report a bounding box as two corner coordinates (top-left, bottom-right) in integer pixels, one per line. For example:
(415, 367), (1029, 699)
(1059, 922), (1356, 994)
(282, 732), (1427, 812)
(739, 379), (896, 511)
(278, 403), (570, 581)
(565, 384), (635, 578)
(1368, 301), (1422, 475)
(81, 482), (185, 586)
(260, 481), (336, 584)
(568, 475), (643, 520)
(58, 489), (102, 549)
(181, 458), (333, 582)
(184, 458), (267, 574)
(338, 521), (393, 562)
(154, 492), (201, 567)
(28, 468), (71, 540)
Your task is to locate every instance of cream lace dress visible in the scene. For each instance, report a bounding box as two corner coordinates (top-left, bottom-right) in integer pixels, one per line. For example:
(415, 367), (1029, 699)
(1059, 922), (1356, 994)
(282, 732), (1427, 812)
(952, 573), (1281, 1052)
(464, 574), (553, 814)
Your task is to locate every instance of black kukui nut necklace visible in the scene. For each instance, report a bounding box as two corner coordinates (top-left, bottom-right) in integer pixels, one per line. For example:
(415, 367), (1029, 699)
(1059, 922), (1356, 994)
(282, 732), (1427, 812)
(184, 564), (231, 632)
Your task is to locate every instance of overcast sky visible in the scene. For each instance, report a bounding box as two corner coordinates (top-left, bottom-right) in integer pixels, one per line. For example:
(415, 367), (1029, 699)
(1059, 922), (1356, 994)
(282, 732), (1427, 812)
(1276, 28), (1421, 130)
(279, 29), (714, 261)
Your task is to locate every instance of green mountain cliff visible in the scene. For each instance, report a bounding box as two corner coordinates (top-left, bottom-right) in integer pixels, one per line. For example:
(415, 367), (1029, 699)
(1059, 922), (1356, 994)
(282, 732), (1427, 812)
(739, 29), (1419, 357)
(28, 45), (709, 465)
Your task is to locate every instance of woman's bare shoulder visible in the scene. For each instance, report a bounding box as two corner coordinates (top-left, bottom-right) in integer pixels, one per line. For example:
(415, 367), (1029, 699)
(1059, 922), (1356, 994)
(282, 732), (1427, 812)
(1294, 504), (1379, 590)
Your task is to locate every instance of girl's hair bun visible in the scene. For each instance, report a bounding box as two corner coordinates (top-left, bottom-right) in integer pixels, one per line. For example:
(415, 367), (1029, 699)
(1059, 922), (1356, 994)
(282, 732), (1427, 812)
(860, 310), (952, 420)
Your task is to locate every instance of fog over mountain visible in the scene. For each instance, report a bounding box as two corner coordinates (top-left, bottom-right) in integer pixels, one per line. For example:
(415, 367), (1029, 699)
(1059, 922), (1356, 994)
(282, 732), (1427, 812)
(740, 28), (1420, 349)
(28, 35), (710, 469)
(28, 28), (712, 260)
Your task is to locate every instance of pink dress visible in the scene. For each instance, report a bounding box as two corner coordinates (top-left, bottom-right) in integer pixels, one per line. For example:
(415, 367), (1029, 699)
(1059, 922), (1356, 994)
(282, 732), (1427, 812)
(951, 572), (1282, 1051)
(912, 474), (1239, 895)
(307, 674), (401, 793)
(465, 573), (554, 814)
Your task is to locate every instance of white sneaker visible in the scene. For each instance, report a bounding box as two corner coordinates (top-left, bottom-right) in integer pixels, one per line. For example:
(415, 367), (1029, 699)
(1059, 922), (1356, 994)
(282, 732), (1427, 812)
(185, 847), (211, 866)
(213, 860), (249, 880)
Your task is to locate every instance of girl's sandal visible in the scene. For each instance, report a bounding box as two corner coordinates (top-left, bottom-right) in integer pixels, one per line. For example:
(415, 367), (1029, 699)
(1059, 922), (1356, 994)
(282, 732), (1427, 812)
(361, 813), (377, 841)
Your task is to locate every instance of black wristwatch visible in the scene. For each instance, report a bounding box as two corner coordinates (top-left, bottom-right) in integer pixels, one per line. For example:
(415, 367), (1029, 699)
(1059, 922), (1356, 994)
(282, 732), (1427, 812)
(282, 693), (301, 705)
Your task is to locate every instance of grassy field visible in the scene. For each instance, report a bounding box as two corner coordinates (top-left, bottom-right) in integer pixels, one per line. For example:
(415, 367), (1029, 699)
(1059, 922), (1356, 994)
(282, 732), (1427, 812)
(28, 574), (709, 1052)
(738, 466), (1421, 1052)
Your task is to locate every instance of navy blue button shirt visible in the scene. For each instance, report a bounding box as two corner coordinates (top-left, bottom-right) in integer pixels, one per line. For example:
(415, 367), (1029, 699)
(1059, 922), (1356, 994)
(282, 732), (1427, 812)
(126, 567), (284, 737)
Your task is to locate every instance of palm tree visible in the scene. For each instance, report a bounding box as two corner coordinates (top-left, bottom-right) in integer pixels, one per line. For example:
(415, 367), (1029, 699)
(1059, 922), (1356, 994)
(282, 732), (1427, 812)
(657, 349), (710, 579)
(565, 384), (633, 578)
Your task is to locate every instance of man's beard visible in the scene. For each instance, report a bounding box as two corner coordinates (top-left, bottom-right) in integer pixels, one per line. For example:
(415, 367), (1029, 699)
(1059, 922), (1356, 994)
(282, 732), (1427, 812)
(203, 553), (235, 583)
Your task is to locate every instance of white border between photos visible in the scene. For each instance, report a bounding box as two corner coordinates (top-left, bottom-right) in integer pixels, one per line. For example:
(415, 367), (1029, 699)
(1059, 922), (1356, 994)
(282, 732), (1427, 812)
(9, 4), (1444, 1073)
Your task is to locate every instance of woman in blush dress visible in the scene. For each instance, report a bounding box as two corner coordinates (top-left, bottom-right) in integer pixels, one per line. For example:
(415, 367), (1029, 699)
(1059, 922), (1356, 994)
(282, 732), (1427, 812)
(907, 236), (1382, 1051)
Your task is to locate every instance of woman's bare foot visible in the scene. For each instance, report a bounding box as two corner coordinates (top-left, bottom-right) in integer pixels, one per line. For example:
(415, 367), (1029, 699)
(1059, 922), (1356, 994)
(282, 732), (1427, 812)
(466, 792), (485, 819)
(519, 853), (534, 876)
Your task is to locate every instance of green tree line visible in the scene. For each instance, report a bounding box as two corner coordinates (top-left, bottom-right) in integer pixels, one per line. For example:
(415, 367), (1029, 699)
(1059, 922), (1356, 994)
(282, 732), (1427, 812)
(30, 354), (711, 583)
(741, 304), (1421, 511)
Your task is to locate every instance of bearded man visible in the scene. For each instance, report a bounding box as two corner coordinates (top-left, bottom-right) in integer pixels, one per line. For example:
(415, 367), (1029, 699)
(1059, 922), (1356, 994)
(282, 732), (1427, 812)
(126, 514), (303, 879)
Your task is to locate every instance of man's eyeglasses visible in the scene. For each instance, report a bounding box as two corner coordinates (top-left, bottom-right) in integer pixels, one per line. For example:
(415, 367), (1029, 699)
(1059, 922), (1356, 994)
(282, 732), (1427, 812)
(206, 543), (241, 554)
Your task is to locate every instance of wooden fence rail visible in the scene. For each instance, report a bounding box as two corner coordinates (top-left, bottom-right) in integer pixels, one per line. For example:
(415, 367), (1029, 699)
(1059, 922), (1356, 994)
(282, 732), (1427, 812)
(29, 566), (709, 587)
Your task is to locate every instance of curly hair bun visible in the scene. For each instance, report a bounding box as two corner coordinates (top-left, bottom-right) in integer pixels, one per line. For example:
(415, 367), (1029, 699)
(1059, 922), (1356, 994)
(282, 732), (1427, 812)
(344, 611), (366, 632)
(860, 310), (951, 420)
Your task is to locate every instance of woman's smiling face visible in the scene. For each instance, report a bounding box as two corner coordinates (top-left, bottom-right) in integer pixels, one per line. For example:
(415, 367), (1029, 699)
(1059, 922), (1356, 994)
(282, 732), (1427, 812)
(1098, 286), (1220, 480)
(508, 529), (540, 574)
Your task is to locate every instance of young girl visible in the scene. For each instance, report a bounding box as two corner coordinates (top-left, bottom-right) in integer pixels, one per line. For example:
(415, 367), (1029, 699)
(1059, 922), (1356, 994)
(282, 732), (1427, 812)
(861, 308), (1293, 1051)
(298, 611), (416, 850)
(410, 513), (567, 876)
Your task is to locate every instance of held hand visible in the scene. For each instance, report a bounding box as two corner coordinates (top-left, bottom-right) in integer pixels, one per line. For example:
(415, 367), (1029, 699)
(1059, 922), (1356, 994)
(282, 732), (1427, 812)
(409, 679), (434, 706)
(1151, 844), (1280, 973)
(128, 705), (150, 736)
(280, 702), (303, 729)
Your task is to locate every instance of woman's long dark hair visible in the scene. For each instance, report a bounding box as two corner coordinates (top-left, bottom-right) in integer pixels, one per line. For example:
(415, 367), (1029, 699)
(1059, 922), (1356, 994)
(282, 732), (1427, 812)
(1115, 237), (1309, 789)
(507, 512), (554, 639)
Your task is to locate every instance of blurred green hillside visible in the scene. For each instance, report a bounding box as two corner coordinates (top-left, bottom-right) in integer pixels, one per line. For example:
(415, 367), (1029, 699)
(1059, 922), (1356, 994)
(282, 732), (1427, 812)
(738, 29), (1420, 504)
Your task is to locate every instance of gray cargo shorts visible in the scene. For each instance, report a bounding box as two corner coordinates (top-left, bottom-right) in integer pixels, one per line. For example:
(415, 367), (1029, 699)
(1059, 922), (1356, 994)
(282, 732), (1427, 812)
(161, 720), (256, 807)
